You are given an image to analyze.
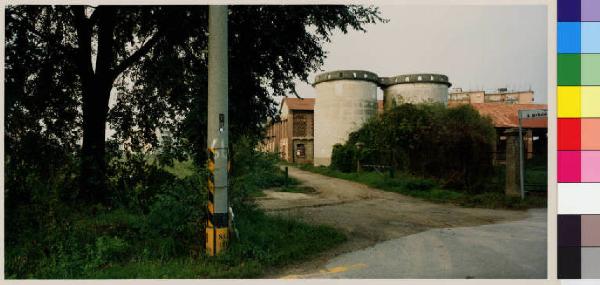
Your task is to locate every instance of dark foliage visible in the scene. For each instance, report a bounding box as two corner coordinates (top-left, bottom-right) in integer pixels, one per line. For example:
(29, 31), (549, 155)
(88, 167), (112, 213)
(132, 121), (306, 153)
(331, 104), (497, 192)
(4, 144), (336, 278)
(4, 5), (384, 278)
(5, 5), (385, 202)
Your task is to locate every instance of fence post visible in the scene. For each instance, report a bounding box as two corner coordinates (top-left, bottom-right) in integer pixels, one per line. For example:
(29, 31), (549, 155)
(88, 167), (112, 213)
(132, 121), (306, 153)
(355, 142), (364, 173)
(504, 128), (522, 198)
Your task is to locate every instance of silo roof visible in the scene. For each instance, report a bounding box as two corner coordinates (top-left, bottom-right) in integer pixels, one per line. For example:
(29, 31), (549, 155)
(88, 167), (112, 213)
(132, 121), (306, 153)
(313, 70), (380, 85)
(379, 73), (452, 87)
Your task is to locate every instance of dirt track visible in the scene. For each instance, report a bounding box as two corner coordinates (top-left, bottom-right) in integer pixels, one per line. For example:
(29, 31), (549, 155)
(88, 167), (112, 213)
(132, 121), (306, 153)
(257, 166), (530, 277)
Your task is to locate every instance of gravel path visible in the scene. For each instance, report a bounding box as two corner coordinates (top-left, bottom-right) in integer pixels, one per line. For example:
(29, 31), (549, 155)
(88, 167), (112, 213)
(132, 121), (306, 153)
(257, 166), (545, 278)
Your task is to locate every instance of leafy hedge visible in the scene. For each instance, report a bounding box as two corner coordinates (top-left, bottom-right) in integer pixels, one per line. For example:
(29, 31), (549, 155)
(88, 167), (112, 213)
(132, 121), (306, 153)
(331, 103), (497, 193)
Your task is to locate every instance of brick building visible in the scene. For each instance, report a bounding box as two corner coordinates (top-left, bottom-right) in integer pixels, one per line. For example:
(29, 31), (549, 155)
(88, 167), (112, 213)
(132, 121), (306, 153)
(263, 97), (385, 164)
(263, 98), (316, 164)
(264, 94), (546, 164)
(449, 102), (548, 162)
(449, 88), (535, 104)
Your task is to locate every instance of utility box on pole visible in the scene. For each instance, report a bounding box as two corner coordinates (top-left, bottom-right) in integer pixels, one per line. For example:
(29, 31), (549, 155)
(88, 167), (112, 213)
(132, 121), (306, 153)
(206, 5), (229, 256)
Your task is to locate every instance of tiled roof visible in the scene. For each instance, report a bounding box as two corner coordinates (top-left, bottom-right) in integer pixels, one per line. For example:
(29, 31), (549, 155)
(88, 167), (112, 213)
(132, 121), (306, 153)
(282, 97), (315, 111)
(280, 98), (547, 129)
(449, 102), (548, 129)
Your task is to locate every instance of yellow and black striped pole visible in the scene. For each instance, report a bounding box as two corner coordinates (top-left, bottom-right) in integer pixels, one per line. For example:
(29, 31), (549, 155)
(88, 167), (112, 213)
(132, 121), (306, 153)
(205, 5), (229, 256)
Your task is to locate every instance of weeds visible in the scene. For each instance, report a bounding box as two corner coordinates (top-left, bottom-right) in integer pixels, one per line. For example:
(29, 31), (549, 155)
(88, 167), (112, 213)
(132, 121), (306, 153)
(5, 144), (346, 278)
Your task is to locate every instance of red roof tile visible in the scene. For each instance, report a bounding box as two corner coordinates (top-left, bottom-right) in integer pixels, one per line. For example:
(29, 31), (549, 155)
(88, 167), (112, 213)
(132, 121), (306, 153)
(280, 98), (547, 129)
(449, 102), (547, 129)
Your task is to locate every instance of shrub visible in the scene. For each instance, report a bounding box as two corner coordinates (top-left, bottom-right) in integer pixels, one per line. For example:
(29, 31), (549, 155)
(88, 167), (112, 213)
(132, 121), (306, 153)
(331, 103), (496, 193)
(405, 178), (437, 191)
(90, 236), (130, 267)
(330, 143), (356, 173)
(229, 136), (295, 207)
(143, 173), (205, 259)
(106, 152), (179, 211)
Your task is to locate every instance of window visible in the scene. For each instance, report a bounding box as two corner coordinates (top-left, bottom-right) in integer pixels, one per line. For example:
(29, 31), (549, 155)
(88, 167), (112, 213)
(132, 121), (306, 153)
(296, 144), (305, 158)
(294, 114), (307, 137)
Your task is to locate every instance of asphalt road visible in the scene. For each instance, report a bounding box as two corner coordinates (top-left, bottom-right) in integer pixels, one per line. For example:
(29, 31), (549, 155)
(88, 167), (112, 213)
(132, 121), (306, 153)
(260, 167), (547, 279)
(290, 208), (547, 279)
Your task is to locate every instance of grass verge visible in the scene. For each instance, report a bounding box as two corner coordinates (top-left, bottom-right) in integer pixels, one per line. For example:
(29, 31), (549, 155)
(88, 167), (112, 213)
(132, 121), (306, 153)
(6, 150), (346, 279)
(296, 164), (546, 209)
(86, 208), (344, 278)
(6, 205), (345, 279)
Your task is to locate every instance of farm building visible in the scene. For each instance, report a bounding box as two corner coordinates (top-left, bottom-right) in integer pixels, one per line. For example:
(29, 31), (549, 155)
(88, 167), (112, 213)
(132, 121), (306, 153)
(262, 69), (546, 166)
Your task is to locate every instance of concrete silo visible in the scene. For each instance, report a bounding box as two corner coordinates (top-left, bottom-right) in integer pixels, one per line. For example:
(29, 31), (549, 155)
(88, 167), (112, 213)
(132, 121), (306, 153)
(381, 73), (451, 110)
(313, 70), (379, 166)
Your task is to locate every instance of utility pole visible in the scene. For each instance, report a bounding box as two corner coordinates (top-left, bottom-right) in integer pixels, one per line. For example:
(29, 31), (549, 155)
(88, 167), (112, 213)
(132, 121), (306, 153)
(206, 5), (229, 256)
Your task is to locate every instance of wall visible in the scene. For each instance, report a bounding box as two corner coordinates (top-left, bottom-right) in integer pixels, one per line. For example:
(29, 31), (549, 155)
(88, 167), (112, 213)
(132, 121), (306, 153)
(314, 79), (378, 166)
(262, 109), (315, 163)
(383, 82), (449, 109)
(291, 110), (314, 138)
(448, 91), (485, 103)
(292, 139), (314, 164)
(448, 90), (535, 104)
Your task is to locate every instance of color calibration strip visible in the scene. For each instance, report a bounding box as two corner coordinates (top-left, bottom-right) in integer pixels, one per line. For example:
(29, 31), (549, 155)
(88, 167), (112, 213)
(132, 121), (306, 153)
(557, 0), (600, 279)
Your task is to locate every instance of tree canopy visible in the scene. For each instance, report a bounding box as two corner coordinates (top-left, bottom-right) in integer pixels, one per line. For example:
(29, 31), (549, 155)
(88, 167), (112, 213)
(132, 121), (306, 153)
(5, 5), (385, 203)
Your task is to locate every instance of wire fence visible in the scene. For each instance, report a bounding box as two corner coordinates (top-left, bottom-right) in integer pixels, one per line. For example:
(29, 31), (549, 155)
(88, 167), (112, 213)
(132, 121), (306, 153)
(487, 149), (547, 196)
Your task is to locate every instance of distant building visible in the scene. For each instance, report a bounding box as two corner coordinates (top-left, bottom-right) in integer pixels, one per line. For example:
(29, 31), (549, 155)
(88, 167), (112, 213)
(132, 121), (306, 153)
(263, 97), (315, 164)
(448, 88), (545, 160)
(449, 102), (548, 162)
(449, 88), (534, 104)
(262, 69), (545, 166)
(263, 96), (385, 164)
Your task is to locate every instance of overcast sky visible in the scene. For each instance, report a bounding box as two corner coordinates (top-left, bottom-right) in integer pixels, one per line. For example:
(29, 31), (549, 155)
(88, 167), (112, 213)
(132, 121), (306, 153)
(293, 4), (548, 103)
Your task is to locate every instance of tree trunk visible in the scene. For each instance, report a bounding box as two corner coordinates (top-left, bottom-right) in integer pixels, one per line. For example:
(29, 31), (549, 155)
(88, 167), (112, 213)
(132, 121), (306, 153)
(73, 6), (157, 204)
(74, 6), (117, 205)
(79, 80), (112, 204)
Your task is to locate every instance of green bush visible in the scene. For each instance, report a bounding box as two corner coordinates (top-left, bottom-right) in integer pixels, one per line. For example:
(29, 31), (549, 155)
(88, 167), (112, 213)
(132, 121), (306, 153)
(330, 143), (356, 173)
(229, 136), (296, 206)
(144, 173), (205, 259)
(90, 236), (130, 266)
(332, 103), (496, 193)
(106, 152), (179, 210)
(405, 178), (437, 191)
(5, 135), (344, 278)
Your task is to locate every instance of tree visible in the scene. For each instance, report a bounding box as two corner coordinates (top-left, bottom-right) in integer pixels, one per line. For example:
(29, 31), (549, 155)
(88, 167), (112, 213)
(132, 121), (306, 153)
(333, 104), (497, 192)
(5, 5), (385, 204)
(5, 6), (83, 203)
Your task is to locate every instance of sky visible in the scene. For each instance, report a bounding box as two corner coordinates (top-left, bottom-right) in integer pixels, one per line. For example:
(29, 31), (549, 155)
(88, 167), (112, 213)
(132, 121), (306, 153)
(293, 4), (548, 103)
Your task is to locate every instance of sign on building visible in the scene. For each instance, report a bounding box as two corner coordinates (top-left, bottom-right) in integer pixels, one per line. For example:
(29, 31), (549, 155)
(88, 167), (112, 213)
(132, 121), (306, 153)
(518, 109), (548, 119)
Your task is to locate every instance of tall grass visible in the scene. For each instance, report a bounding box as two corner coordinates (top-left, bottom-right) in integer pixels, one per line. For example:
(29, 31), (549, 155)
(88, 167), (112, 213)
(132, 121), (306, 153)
(5, 145), (346, 279)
